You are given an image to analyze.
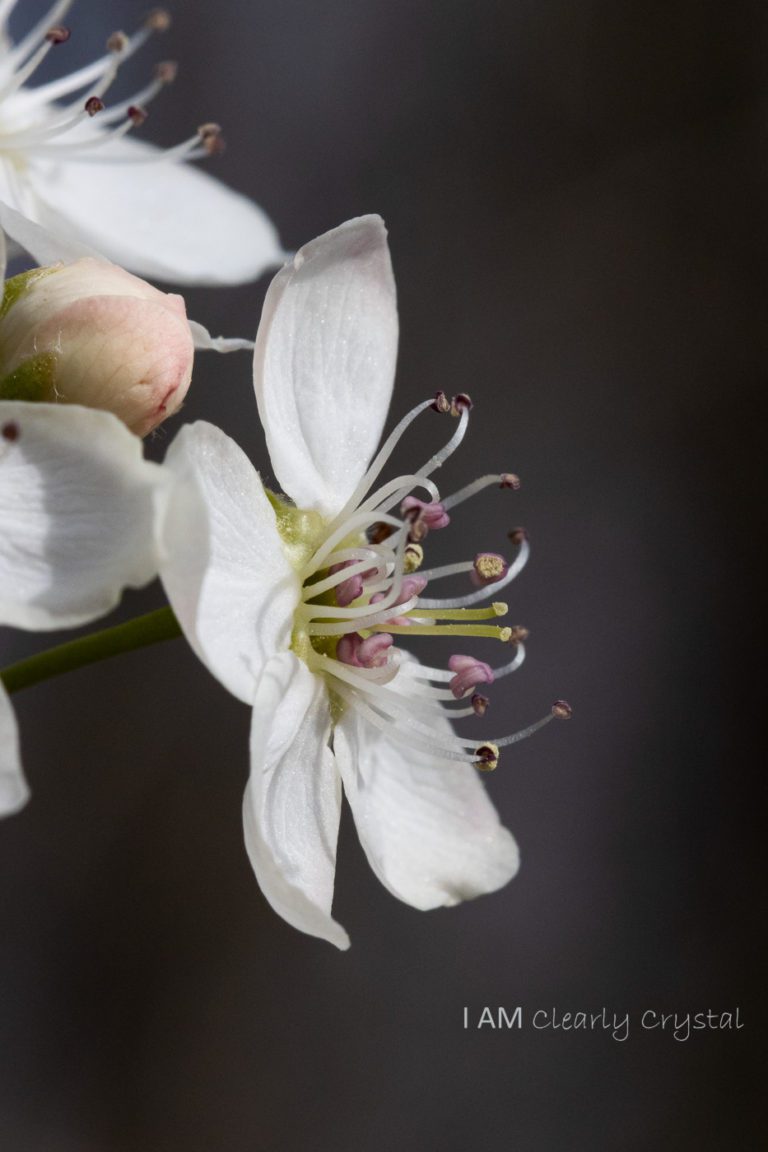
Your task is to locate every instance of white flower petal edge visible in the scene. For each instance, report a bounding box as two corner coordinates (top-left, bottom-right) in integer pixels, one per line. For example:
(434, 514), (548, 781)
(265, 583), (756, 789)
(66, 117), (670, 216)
(0, 680), (28, 817)
(157, 421), (298, 705)
(0, 206), (251, 356)
(243, 651), (349, 950)
(25, 137), (286, 288)
(0, 198), (97, 269)
(334, 674), (520, 910)
(0, 402), (161, 630)
(254, 215), (397, 518)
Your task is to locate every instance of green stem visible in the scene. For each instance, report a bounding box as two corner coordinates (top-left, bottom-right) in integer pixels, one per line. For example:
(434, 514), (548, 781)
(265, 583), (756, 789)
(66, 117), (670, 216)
(0, 607), (182, 695)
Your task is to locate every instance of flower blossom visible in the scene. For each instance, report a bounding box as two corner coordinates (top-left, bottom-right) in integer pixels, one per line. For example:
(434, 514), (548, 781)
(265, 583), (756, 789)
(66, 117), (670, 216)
(157, 216), (569, 949)
(0, 256), (194, 435)
(0, 2), (283, 285)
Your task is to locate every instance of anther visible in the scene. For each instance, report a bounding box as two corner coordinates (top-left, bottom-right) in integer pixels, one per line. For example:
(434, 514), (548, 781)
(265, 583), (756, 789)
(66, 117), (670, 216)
(471, 694), (490, 717)
(107, 31), (129, 53)
(551, 700), (573, 720)
(84, 96), (105, 116)
(450, 392), (473, 416)
(508, 527), (528, 547)
(368, 521), (395, 544)
(45, 26), (70, 44)
(145, 8), (172, 32)
(472, 552), (509, 586)
(431, 391), (451, 414)
(474, 743), (500, 772)
(155, 60), (178, 84)
(403, 542), (424, 573)
(198, 122), (225, 155)
(127, 105), (148, 125)
(506, 625), (529, 646)
(1, 421), (20, 442)
(500, 473), (521, 490)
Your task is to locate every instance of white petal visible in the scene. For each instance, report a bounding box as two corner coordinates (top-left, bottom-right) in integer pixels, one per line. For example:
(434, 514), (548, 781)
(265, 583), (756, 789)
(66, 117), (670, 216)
(0, 403), (160, 630)
(243, 652), (349, 949)
(188, 320), (254, 354)
(334, 692), (520, 910)
(0, 681), (29, 817)
(157, 422), (299, 705)
(0, 198), (99, 265)
(253, 215), (397, 517)
(21, 140), (285, 287)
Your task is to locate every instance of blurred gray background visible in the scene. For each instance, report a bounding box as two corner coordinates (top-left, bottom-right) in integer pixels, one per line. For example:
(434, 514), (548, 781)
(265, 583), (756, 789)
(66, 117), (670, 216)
(1, 1), (765, 1148)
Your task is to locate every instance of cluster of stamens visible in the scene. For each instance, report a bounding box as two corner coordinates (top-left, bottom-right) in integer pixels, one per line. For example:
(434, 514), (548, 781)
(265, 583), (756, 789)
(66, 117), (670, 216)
(0, 3), (224, 171)
(291, 393), (571, 772)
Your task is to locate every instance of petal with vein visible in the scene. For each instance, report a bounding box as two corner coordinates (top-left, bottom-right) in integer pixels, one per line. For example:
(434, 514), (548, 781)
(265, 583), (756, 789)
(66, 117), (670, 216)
(335, 691), (520, 910)
(254, 215), (397, 518)
(157, 421), (298, 705)
(23, 138), (285, 286)
(243, 651), (349, 949)
(0, 403), (160, 630)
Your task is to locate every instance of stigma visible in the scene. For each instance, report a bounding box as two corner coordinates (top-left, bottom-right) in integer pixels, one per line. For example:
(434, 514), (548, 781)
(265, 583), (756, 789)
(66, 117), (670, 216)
(281, 394), (570, 771)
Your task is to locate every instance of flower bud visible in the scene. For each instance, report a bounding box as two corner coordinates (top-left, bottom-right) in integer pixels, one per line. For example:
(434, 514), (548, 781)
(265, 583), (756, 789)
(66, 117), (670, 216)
(0, 258), (194, 436)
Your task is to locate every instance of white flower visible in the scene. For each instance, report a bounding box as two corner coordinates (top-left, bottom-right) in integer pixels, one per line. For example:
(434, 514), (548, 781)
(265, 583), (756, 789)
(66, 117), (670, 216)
(0, 2), (283, 285)
(0, 401), (163, 814)
(157, 216), (567, 949)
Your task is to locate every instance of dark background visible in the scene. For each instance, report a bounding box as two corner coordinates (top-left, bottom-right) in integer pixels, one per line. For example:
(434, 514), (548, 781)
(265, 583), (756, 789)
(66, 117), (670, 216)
(1, 1), (765, 1148)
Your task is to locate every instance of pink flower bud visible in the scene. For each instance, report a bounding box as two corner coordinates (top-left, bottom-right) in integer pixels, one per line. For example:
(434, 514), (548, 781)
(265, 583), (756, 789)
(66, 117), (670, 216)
(0, 258), (194, 436)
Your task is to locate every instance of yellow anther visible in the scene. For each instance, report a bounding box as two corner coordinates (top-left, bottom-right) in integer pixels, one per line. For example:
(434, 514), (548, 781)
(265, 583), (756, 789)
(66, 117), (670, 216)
(403, 542), (424, 573)
(474, 742), (500, 771)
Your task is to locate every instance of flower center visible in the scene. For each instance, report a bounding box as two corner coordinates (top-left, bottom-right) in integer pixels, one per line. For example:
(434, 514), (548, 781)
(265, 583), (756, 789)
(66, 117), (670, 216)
(277, 393), (570, 770)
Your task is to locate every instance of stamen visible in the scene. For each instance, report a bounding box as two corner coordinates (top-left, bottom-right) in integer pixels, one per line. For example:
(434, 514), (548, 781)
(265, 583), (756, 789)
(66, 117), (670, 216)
(97, 62), (177, 125)
(2, 1), (73, 76)
(471, 694), (489, 716)
(301, 511), (402, 581)
(474, 743), (499, 771)
(380, 623), (512, 640)
(198, 122), (225, 155)
(490, 700), (573, 748)
(417, 531), (529, 609)
(145, 9), (172, 32)
(324, 399), (436, 534)
(450, 392), (473, 416)
(411, 603), (507, 621)
(471, 552), (509, 586)
(403, 542), (424, 572)
(0, 22), (65, 100)
(441, 472), (520, 511)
